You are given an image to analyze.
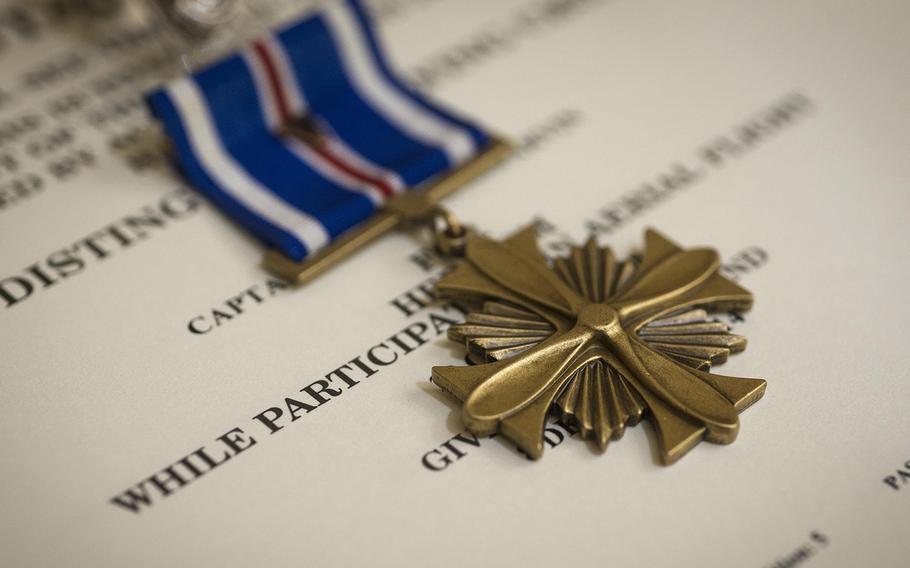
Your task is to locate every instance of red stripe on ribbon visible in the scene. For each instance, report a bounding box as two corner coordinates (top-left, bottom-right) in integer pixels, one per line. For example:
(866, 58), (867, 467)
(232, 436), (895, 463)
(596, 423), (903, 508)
(252, 40), (395, 199)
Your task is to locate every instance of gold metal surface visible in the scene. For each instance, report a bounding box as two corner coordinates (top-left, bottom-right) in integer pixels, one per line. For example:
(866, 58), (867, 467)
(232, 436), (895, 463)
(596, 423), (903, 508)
(263, 138), (512, 285)
(432, 227), (766, 463)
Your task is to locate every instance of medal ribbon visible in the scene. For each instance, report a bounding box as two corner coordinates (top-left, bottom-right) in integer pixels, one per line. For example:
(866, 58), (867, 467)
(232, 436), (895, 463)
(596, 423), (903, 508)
(147, 0), (491, 261)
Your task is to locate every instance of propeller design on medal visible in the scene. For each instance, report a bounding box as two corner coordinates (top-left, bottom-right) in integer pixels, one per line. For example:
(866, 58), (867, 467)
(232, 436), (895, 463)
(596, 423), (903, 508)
(431, 226), (766, 463)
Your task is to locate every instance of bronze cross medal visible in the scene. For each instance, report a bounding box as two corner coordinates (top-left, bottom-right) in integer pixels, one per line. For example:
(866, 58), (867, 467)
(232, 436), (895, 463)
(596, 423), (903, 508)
(431, 225), (766, 463)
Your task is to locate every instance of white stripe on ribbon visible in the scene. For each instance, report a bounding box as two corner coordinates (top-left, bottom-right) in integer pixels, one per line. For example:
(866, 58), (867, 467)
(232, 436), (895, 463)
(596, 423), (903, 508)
(167, 79), (330, 253)
(322, 1), (476, 166)
(243, 48), (282, 131)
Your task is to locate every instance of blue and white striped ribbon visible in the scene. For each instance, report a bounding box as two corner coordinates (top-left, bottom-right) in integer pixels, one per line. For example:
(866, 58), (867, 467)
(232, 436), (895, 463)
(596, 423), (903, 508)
(147, 0), (490, 261)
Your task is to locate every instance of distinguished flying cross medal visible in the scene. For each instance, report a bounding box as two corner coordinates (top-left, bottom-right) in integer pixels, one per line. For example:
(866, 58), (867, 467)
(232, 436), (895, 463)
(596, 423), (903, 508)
(147, 0), (766, 464)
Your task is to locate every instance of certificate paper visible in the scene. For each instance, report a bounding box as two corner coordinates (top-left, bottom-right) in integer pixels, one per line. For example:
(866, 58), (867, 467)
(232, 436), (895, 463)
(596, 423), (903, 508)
(1, 1), (908, 566)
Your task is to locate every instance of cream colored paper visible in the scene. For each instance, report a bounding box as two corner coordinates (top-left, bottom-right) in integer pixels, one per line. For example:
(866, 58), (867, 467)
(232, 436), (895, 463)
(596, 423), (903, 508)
(1, 1), (909, 566)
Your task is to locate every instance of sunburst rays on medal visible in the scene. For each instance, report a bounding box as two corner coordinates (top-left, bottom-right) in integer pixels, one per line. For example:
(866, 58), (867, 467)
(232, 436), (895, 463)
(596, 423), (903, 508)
(448, 238), (748, 450)
(432, 227), (766, 463)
